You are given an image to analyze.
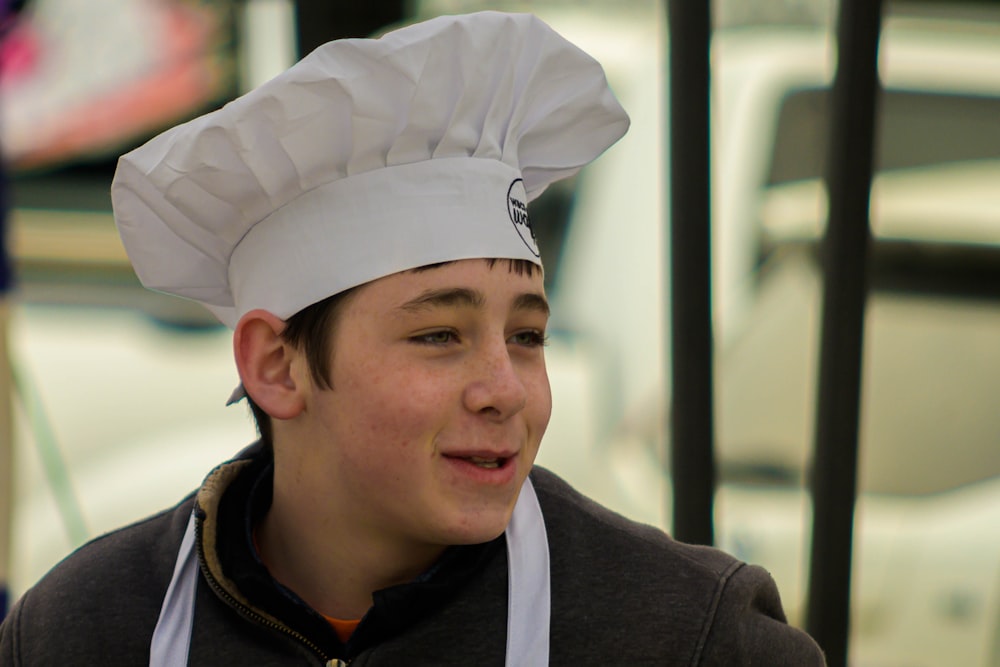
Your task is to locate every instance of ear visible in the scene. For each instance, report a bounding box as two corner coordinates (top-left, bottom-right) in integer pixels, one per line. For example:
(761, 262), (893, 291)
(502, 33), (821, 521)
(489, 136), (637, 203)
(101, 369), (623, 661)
(233, 309), (306, 420)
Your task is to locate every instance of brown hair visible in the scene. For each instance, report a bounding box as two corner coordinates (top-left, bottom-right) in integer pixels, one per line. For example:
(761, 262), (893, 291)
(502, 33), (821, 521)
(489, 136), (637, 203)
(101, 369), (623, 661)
(246, 285), (359, 446)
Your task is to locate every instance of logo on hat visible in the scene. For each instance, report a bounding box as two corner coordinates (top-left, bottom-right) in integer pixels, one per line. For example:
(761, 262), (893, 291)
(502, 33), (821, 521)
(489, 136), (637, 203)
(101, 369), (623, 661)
(507, 179), (539, 258)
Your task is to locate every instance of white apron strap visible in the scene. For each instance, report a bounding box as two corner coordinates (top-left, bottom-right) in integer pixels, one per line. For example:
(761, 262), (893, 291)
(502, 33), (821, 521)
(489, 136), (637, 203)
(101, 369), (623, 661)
(149, 511), (198, 667)
(503, 476), (551, 667)
(150, 477), (552, 666)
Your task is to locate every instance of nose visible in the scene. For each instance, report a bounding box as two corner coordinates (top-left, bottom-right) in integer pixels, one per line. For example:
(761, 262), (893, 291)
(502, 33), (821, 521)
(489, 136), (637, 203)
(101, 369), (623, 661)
(462, 339), (528, 421)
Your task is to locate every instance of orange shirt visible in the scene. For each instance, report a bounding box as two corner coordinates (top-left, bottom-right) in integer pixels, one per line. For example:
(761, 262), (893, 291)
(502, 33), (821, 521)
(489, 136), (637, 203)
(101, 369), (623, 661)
(323, 615), (361, 644)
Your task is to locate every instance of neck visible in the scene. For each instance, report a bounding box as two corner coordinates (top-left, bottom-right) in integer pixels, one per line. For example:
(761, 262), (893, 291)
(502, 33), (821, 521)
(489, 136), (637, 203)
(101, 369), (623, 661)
(256, 456), (445, 620)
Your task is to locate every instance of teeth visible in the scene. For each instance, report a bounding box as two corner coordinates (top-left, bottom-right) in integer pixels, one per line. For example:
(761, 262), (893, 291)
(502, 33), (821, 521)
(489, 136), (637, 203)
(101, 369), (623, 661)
(468, 456), (501, 469)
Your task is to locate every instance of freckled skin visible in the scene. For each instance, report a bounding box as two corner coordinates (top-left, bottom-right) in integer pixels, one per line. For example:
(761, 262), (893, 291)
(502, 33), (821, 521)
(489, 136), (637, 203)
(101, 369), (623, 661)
(284, 259), (551, 558)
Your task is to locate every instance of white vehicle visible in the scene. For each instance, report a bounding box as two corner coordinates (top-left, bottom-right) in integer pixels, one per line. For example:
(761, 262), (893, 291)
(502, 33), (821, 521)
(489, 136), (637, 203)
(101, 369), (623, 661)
(8, 4), (1000, 665)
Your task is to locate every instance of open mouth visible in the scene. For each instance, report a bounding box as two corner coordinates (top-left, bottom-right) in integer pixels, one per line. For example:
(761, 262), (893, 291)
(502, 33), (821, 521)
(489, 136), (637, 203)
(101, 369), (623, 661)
(446, 454), (511, 470)
(466, 456), (505, 469)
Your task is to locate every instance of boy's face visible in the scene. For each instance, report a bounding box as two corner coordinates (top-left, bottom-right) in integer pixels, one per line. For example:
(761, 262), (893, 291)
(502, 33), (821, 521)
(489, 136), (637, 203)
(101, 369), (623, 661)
(295, 258), (552, 550)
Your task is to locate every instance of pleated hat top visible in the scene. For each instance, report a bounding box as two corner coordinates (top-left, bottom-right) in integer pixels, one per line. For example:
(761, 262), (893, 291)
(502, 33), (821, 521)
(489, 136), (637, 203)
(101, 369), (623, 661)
(111, 11), (629, 328)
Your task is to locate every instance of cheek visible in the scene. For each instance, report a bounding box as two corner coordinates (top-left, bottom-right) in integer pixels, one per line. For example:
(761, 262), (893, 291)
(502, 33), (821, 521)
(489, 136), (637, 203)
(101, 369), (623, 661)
(321, 394), (429, 492)
(527, 367), (553, 427)
(332, 361), (453, 451)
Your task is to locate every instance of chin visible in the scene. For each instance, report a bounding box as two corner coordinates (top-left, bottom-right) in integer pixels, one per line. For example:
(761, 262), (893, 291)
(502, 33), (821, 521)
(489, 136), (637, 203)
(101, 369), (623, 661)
(437, 507), (515, 546)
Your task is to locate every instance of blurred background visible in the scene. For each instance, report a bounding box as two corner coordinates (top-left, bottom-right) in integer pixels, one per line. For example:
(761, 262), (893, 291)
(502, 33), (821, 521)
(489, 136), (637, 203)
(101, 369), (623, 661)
(2, 0), (1000, 665)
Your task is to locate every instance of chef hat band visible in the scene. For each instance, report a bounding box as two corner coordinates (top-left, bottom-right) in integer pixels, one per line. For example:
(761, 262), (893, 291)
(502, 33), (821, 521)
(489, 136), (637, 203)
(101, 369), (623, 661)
(227, 158), (535, 325)
(111, 11), (629, 329)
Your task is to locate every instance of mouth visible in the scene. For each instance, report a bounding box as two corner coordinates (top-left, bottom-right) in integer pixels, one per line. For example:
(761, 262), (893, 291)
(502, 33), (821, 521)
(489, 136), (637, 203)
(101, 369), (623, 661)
(463, 455), (506, 469)
(441, 450), (520, 486)
(442, 452), (516, 471)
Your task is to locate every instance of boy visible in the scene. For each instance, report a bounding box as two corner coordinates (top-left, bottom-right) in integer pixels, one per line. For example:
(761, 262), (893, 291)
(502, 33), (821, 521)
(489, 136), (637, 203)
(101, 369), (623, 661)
(1, 11), (825, 665)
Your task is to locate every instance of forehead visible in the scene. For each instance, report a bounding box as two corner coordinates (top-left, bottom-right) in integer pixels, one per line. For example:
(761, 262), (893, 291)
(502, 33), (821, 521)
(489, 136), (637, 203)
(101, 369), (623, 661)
(350, 258), (546, 311)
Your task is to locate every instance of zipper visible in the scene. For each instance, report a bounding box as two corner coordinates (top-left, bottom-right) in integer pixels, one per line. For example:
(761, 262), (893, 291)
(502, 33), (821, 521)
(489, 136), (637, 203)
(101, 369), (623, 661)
(193, 512), (336, 664)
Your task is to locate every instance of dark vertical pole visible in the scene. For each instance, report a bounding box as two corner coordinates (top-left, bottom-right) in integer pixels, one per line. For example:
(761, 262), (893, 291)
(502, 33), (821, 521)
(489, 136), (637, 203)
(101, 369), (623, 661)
(806, 0), (883, 663)
(294, 0), (407, 55)
(666, 0), (715, 547)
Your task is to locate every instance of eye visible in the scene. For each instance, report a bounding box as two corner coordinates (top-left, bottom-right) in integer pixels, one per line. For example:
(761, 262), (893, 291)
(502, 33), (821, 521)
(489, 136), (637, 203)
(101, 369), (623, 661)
(509, 330), (548, 348)
(411, 329), (459, 346)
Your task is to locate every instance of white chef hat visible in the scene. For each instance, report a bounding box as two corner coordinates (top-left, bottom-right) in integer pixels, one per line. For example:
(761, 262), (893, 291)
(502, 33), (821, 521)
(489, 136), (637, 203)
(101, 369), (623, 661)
(111, 11), (629, 329)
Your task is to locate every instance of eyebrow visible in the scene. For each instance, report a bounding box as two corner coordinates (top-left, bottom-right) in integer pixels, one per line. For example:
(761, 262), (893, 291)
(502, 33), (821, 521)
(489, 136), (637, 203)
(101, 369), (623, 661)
(397, 288), (549, 316)
(512, 292), (550, 317)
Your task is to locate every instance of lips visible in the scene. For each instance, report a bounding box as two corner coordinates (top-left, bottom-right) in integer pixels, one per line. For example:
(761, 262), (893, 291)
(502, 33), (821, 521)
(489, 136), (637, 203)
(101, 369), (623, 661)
(445, 453), (512, 468)
(465, 455), (503, 469)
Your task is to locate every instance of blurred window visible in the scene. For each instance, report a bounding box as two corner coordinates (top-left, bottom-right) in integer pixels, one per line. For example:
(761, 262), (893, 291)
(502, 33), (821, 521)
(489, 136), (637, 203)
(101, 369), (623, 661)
(767, 88), (1000, 185)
